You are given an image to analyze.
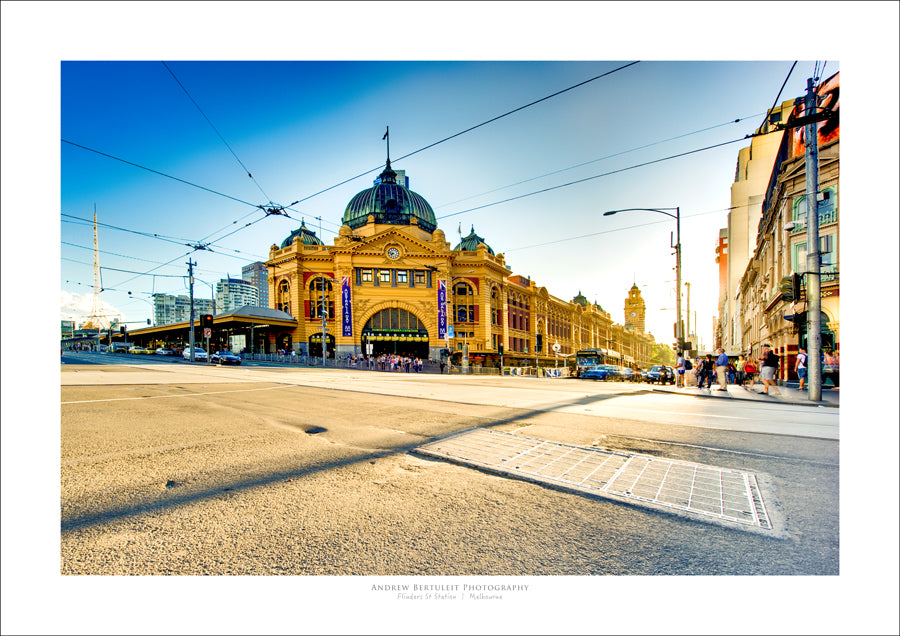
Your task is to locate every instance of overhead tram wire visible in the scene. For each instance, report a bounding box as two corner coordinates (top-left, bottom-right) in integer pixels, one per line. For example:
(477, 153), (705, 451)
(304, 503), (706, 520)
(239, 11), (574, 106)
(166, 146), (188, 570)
(435, 112), (766, 209)
(283, 61), (642, 211)
(748, 61), (797, 139)
(503, 205), (747, 253)
(162, 61), (273, 204)
(61, 140), (260, 209)
(435, 136), (749, 221)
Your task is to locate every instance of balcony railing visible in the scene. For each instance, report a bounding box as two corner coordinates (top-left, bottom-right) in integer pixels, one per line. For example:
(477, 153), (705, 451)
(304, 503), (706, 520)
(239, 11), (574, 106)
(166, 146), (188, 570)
(790, 207), (838, 233)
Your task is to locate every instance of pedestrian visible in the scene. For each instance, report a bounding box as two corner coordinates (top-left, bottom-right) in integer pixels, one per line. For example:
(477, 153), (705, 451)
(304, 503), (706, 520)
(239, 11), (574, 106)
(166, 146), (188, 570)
(743, 354), (757, 389)
(439, 359), (445, 374)
(795, 346), (808, 390)
(695, 356), (708, 389)
(823, 348), (839, 388)
(714, 347), (729, 391)
(758, 344), (782, 395)
(674, 351), (685, 387)
(735, 355), (746, 387)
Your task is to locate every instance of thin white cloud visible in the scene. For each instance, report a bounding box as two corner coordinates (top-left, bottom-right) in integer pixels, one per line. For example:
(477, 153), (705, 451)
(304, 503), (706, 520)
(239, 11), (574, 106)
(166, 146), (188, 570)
(60, 290), (123, 325)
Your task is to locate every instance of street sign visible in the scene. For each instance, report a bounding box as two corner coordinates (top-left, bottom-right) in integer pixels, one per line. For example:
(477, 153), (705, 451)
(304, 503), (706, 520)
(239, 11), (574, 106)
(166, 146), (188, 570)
(552, 342), (561, 353)
(448, 325), (455, 338)
(203, 328), (212, 338)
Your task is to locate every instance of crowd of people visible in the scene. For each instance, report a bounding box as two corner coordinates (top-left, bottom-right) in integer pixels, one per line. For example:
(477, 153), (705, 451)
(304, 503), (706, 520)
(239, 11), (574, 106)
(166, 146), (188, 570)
(673, 344), (839, 393)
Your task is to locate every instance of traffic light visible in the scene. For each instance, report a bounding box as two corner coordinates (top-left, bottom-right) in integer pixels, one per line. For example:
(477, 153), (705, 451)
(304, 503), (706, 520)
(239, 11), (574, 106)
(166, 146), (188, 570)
(120, 325), (126, 335)
(791, 272), (802, 300)
(779, 276), (795, 302)
(498, 344), (504, 355)
(200, 314), (213, 329)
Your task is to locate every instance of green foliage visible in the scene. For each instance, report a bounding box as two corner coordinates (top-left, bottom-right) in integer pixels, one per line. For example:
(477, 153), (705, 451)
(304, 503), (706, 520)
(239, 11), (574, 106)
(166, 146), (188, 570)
(651, 343), (675, 365)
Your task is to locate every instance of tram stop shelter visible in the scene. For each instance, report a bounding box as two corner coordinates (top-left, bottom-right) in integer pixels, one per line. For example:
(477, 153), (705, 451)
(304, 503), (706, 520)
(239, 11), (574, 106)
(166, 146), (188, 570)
(124, 306), (298, 354)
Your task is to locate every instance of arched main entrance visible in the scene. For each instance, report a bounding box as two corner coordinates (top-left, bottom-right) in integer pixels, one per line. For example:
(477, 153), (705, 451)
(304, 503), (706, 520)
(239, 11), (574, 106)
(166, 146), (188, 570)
(362, 307), (429, 358)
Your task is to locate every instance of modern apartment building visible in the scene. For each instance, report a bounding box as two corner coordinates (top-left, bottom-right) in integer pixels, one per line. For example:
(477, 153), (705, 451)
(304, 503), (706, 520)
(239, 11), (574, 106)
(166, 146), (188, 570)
(215, 277), (260, 314)
(242, 261), (269, 309)
(153, 294), (215, 326)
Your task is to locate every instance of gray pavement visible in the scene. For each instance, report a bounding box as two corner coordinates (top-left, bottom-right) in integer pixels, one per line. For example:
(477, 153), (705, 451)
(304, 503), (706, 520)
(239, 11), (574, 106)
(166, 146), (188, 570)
(652, 380), (839, 407)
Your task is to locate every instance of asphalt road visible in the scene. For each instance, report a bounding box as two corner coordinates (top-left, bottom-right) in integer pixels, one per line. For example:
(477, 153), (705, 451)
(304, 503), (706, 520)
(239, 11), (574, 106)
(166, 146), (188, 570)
(47, 351), (860, 633)
(60, 352), (839, 574)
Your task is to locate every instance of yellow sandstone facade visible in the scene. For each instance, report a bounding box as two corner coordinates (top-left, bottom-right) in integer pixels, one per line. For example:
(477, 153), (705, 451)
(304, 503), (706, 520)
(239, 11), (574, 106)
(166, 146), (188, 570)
(265, 160), (654, 368)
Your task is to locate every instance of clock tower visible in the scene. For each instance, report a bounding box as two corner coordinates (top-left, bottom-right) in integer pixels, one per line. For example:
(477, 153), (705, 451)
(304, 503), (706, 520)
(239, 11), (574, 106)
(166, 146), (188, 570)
(624, 284), (646, 333)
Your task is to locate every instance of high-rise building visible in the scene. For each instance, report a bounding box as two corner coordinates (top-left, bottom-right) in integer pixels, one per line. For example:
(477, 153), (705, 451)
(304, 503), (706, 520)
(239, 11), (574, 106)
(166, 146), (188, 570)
(216, 277), (260, 314)
(242, 261), (269, 308)
(153, 294), (215, 326)
(723, 97), (797, 353)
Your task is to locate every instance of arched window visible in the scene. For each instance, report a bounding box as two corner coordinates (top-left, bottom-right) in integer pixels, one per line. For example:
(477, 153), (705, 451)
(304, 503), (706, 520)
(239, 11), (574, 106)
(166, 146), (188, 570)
(309, 277), (334, 319)
(453, 281), (475, 324)
(278, 280), (291, 316)
(490, 286), (501, 326)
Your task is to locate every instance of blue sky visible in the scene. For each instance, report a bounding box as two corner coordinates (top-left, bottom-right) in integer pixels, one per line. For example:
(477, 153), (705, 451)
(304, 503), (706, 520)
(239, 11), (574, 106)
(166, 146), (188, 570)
(58, 56), (835, 345)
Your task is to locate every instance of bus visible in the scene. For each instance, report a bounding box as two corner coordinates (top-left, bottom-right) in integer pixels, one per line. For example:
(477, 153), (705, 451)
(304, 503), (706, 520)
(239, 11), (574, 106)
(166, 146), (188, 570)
(575, 348), (605, 375)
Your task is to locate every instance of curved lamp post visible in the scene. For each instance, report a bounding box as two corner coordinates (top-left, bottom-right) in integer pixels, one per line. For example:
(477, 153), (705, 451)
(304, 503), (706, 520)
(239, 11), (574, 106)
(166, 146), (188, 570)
(603, 207), (682, 356)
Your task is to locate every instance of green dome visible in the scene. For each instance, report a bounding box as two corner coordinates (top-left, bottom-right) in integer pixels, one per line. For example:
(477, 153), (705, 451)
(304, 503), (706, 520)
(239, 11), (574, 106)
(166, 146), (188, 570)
(573, 291), (588, 307)
(453, 225), (495, 255)
(342, 161), (436, 232)
(280, 220), (324, 248)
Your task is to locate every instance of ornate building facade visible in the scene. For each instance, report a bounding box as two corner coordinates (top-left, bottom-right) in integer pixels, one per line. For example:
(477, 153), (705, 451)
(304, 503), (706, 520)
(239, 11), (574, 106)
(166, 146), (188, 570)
(265, 159), (655, 367)
(734, 72), (839, 382)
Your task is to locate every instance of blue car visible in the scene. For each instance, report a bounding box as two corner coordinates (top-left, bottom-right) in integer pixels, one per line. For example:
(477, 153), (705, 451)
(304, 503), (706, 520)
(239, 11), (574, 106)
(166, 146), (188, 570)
(581, 364), (619, 381)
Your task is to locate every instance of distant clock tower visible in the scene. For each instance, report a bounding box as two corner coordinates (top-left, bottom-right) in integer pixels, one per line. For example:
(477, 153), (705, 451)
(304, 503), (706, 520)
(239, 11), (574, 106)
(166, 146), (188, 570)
(624, 284), (646, 333)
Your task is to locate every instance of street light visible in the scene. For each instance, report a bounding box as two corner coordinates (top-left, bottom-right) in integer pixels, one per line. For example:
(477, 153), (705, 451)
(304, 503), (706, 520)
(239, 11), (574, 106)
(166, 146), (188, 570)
(603, 206), (682, 358)
(128, 291), (154, 326)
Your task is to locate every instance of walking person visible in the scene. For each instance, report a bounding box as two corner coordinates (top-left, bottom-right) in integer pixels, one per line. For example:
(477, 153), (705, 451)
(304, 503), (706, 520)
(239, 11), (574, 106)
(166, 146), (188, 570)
(695, 355), (709, 389)
(795, 346), (808, 390)
(675, 351), (685, 388)
(742, 354), (757, 389)
(735, 355), (747, 387)
(714, 347), (729, 391)
(758, 344), (782, 395)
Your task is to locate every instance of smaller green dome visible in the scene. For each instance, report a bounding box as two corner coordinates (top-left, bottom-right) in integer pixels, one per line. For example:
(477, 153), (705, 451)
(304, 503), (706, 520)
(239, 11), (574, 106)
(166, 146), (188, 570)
(453, 225), (495, 255)
(280, 220), (323, 249)
(573, 291), (588, 307)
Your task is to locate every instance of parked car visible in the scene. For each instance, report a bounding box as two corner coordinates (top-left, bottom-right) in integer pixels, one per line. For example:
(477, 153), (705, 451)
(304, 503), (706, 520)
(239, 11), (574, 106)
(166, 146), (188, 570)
(619, 366), (635, 382)
(130, 346), (151, 354)
(155, 347), (174, 356)
(182, 347), (207, 361)
(581, 364), (619, 381)
(210, 350), (241, 365)
(646, 365), (675, 385)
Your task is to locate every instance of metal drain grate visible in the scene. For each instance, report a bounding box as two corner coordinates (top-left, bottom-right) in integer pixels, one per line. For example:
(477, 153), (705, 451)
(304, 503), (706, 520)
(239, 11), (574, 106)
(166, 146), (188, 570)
(414, 429), (772, 531)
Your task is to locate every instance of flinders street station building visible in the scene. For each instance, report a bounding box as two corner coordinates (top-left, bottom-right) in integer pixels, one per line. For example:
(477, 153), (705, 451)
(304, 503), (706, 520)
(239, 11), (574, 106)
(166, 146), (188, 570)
(265, 159), (655, 369)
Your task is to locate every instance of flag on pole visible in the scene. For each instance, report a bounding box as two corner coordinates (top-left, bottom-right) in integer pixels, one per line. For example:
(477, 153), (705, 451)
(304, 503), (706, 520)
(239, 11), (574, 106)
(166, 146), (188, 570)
(383, 127), (389, 140)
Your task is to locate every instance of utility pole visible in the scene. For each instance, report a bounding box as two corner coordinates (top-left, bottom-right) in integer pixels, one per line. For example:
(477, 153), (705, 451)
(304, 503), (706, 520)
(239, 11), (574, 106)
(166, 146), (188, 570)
(804, 77), (823, 401)
(188, 259), (196, 362)
(685, 282), (691, 348)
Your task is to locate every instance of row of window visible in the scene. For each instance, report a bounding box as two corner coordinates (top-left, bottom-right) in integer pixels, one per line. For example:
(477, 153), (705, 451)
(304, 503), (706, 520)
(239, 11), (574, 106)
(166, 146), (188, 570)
(358, 268), (430, 287)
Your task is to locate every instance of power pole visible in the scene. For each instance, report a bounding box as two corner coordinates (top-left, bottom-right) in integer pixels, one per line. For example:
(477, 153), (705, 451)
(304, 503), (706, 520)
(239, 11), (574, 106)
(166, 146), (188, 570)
(685, 282), (691, 348)
(188, 259), (196, 362)
(804, 77), (823, 401)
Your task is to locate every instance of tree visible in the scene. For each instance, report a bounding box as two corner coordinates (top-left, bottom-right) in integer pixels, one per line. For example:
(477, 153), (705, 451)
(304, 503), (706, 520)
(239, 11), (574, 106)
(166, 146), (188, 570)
(651, 342), (675, 366)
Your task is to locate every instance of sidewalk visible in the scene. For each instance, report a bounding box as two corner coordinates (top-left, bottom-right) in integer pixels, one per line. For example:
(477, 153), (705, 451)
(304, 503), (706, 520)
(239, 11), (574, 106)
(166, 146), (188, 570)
(652, 380), (839, 407)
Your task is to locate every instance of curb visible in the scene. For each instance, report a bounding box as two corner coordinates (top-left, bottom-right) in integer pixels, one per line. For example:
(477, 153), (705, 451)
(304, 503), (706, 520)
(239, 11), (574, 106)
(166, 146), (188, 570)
(650, 386), (839, 408)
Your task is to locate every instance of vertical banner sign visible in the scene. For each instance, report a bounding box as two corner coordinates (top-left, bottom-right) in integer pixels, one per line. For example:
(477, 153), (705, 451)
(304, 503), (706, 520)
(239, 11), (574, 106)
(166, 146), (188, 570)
(341, 277), (353, 337)
(437, 280), (447, 340)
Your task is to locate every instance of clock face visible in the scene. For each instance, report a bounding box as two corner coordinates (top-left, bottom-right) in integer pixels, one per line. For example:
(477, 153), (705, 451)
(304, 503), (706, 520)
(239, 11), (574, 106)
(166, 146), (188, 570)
(386, 247), (400, 259)
(630, 311), (637, 317)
